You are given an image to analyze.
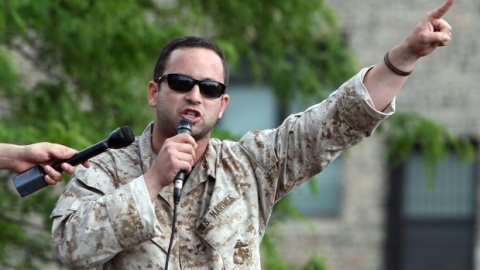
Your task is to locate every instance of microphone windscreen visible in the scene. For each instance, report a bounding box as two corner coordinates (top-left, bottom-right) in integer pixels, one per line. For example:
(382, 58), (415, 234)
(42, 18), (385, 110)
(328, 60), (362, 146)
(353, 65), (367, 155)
(107, 126), (135, 149)
(177, 119), (193, 135)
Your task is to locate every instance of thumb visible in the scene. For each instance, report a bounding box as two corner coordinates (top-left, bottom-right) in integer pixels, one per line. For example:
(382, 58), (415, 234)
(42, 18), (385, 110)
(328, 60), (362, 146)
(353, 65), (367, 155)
(51, 145), (77, 159)
(423, 31), (450, 44)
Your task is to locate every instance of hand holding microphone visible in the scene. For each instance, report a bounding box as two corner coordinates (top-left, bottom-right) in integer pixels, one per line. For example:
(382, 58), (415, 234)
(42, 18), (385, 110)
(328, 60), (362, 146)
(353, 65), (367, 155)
(13, 126), (135, 197)
(143, 118), (195, 203)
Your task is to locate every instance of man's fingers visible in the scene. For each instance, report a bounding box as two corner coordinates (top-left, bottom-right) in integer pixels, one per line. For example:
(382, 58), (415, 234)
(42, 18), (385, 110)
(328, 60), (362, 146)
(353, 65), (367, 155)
(176, 150), (195, 164)
(44, 175), (57, 185)
(423, 14), (452, 46)
(44, 165), (64, 185)
(45, 144), (77, 160)
(441, 20), (452, 35)
(82, 160), (91, 168)
(61, 163), (76, 174)
(423, 31), (451, 45)
(430, 0), (455, 19)
(176, 133), (196, 147)
(175, 144), (196, 163)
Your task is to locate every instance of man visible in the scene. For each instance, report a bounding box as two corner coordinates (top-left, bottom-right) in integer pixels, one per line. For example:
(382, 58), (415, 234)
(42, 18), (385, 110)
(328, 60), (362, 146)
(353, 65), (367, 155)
(0, 142), (88, 184)
(50, 0), (455, 268)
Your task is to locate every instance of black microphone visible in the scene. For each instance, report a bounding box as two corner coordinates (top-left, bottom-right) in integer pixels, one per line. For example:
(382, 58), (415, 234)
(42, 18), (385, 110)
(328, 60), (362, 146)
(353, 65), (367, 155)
(13, 126), (136, 197)
(173, 118), (193, 204)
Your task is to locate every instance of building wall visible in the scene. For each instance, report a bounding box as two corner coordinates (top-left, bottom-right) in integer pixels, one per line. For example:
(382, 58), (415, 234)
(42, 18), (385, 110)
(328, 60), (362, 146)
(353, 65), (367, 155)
(275, 1), (480, 269)
(277, 137), (388, 270)
(3, 1), (478, 269)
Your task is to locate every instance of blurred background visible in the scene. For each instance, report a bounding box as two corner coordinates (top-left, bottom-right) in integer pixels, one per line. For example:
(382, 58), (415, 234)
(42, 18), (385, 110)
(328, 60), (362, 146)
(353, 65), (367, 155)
(0, 0), (478, 269)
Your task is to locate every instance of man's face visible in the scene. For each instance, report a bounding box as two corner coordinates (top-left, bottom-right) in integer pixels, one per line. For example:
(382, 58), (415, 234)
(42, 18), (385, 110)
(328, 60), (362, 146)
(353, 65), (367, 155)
(148, 48), (229, 141)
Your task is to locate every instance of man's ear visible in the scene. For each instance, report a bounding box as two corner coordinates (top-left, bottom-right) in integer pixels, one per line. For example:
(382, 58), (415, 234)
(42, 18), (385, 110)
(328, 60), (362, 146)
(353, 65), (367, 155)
(148, 81), (158, 107)
(217, 94), (230, 119)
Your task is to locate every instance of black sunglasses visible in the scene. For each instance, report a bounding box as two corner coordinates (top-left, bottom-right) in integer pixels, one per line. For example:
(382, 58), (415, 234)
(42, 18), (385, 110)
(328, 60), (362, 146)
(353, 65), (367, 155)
(157, 73), (226, 99)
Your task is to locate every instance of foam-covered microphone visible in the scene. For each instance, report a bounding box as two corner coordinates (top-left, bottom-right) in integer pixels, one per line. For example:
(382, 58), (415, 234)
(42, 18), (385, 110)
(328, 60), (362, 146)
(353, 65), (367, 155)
(13, 126), (135, 197)
(173, 118), (193, 204)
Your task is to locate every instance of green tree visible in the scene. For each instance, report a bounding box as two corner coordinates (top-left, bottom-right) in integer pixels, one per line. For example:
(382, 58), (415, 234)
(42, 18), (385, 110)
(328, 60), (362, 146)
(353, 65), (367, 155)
(0, 0), (473, 269)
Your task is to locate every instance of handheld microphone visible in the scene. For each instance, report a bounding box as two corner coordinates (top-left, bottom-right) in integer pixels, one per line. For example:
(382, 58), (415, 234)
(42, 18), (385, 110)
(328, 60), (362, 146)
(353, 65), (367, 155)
(173, 118), (193, 204)
(13, 126), (135, 197)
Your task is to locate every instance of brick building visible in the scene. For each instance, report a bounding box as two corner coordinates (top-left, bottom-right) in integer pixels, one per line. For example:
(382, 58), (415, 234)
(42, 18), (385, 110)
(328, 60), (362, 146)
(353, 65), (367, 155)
(277, 0), (480, 269)
(3, 1), (478, 269)
(220, 0), (480, 269)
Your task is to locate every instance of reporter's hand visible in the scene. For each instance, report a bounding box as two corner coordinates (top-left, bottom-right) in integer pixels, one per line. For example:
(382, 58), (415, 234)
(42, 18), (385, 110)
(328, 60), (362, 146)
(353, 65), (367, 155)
(14, 143), (91, 185)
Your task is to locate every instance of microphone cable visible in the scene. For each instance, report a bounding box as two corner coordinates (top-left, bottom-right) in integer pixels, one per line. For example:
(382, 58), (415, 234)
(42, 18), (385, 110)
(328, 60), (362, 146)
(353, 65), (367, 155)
(164, 118), (192, 270)
(165, 201), (179, 270)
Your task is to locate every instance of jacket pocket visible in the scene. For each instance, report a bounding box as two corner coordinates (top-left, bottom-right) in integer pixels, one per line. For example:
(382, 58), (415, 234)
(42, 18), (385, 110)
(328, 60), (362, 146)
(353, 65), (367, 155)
(195, 192), (247, 249)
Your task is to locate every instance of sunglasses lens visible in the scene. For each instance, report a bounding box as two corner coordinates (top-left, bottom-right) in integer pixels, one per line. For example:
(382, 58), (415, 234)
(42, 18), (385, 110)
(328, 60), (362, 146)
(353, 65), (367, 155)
(168, 75), (194, 93)
(164, 74), (225, 98)
(200, 81), (224, 98)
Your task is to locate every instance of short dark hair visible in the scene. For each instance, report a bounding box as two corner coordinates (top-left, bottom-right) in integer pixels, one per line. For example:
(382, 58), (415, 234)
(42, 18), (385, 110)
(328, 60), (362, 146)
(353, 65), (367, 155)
(153, 36), (229, 86)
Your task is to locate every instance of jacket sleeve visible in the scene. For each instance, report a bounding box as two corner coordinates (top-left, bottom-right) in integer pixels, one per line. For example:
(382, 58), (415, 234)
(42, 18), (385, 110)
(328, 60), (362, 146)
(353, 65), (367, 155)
(239, 67), (395, 203)
(50, 159), (157, 268)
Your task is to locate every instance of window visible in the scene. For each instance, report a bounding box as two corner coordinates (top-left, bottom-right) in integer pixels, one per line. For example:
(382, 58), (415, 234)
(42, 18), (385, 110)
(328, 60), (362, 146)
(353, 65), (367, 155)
(288, 158), (343, 216)
(403, 154), (475, 219)
(386, 151), (477, 270)
(218, 84), (277, 136)
(220, 83), (343, 216)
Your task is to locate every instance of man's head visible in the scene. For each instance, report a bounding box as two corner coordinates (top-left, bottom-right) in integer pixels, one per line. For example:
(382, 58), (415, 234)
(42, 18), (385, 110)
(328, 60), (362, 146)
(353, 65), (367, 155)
(153, 36), (229, 87)
(148, 36), (230, 144)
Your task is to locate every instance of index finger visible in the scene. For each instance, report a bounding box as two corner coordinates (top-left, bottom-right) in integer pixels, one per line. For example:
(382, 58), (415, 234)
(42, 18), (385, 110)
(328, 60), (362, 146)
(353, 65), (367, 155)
(176, 133), (197, 147)
(430, 0), (456, 19)
(49, 144), (77, 160)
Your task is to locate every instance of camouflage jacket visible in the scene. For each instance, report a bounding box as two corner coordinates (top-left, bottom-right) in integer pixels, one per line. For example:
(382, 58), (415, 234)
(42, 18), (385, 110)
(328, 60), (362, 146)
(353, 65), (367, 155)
(50, 68), (394, 269)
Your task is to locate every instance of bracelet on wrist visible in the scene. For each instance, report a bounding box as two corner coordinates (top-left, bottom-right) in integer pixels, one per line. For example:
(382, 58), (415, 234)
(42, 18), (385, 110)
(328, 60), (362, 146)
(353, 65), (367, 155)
(383, 51), (412, 76)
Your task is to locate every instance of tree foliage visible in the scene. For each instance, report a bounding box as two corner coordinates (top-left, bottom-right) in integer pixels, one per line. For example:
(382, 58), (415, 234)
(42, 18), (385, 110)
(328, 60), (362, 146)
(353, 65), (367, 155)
(0, 0), (353, 268)
(379, 111), (476, 187)
(0, 0), (473, 269)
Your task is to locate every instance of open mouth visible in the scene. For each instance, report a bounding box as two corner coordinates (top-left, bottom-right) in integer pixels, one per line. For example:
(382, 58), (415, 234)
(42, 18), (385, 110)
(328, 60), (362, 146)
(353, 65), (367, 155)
(183, 109), (201, 120)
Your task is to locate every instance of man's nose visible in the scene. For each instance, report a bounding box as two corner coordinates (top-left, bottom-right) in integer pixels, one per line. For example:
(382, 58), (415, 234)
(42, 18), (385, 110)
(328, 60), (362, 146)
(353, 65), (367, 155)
(185, 84), (202, 103)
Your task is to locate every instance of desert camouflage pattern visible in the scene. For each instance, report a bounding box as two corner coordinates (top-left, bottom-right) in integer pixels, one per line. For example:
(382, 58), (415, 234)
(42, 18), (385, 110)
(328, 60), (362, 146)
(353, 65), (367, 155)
(51, 68), (394, 269)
